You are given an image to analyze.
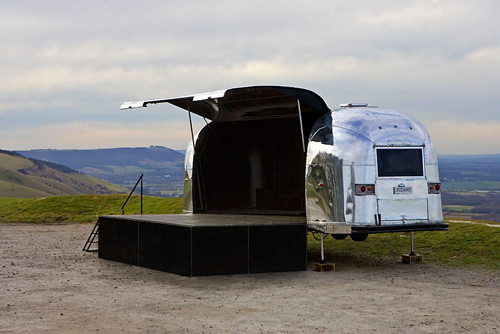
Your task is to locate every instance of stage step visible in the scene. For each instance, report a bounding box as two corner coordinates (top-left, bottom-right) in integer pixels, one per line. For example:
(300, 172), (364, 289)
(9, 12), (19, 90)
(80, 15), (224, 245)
(82, 221), (99, 252)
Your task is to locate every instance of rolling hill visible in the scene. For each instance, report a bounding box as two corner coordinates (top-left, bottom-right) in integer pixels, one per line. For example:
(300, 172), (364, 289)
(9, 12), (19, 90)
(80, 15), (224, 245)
(18, 146), (185, 197)
(0, 150), (127, 198)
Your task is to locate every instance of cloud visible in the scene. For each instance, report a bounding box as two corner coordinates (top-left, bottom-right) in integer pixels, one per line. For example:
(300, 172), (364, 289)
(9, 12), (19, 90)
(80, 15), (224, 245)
(0, 99), (76, 113)
(1, 0), (499, 153)
(0, 66), (157, 94)
(3, 119), (206, 151)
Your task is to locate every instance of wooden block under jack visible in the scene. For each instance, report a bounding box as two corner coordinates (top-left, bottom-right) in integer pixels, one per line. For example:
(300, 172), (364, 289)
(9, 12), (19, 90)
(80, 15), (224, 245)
(402, 254), (423, 264)
(313, 262), (335, 272)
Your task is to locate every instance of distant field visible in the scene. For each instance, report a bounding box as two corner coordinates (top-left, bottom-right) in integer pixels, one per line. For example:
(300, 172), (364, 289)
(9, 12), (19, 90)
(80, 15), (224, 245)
(441, 205), (488, 221)
(107, 165), (155, 174)
(443, 205), (473, 212)
(443, 181), (500, 190)
(443, 212), (478, 220)
(145, 182), (184, 197)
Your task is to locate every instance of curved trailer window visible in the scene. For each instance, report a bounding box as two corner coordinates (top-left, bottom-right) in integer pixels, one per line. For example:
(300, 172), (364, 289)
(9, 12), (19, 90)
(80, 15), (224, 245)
(377, 148), (424, 177)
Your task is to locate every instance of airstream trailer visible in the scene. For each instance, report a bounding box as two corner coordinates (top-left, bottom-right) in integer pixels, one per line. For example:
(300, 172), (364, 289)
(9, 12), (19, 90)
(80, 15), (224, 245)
(121, 86), (448, 242)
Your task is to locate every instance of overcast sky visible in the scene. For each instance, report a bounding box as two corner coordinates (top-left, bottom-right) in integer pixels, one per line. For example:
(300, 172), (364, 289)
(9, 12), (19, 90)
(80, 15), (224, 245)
(1, 0), (499, 154)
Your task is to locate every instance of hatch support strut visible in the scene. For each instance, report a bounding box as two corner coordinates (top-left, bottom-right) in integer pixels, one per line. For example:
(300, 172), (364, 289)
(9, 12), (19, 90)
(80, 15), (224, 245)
(188, 106), (196, 148)
(188, 106), (205, 211)
(297, 100), (306, 153)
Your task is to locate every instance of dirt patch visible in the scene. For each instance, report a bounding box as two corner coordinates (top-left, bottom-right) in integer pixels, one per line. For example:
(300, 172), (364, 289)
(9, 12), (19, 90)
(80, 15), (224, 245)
(1, 222), (500, 333)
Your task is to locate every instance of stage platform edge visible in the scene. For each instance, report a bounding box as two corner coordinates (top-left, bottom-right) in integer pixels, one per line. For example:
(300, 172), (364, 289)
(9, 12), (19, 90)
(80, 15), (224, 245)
(98, 214), (308, 277)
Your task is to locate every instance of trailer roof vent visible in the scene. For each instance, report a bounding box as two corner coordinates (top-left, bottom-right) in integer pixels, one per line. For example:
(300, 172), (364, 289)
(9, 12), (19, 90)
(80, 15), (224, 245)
(340, 103), (368, 108)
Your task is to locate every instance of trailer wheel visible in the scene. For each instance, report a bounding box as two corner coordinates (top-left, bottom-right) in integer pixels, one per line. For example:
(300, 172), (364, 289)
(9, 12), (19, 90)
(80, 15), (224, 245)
(350, 233), (368, 242)
(332, 234), (348, 240)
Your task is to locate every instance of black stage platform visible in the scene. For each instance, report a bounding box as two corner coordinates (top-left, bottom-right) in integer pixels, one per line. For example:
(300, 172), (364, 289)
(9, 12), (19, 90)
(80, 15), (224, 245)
(98, 214), (307, 277)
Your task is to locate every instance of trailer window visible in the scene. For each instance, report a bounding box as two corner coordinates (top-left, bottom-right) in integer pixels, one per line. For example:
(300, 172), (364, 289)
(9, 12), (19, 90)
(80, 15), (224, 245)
(310, 126), (333, 145)
(377, 148), (424, 177)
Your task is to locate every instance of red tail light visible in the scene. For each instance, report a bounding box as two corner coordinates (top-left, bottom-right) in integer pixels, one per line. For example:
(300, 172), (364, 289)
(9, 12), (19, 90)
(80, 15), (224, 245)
(355, 184), (375, 196)
(428, 182), (441, 194)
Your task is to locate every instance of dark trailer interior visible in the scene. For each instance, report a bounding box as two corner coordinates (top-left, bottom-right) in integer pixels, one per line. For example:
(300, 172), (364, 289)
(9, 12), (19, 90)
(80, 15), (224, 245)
(166, 87), (330, 215)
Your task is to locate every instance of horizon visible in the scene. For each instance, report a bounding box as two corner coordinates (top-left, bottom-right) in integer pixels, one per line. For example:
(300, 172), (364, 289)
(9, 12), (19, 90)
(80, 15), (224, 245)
(7, 146), (500, 157)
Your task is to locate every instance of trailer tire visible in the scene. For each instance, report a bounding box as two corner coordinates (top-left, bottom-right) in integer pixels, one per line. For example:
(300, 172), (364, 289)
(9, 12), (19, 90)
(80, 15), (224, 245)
(350, 233), (368, 242)
(332, 234), (348, 240)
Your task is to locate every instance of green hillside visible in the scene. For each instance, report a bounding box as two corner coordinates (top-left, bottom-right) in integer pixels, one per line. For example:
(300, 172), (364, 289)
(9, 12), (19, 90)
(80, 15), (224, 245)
(0, 180), (50, 198)
(18, 146), (185, 197)
(0, 195), (183, 223)
(0, 150), (127, 198)
(0, 151), (33, 170)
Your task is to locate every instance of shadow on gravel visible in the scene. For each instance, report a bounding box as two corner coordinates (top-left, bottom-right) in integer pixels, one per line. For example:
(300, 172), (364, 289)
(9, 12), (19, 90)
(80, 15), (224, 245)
(307, 249), (399, 268)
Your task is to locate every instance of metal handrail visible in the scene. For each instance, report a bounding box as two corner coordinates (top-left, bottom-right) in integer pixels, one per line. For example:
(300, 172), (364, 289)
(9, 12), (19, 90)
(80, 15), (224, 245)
(121, 174), (143, 215)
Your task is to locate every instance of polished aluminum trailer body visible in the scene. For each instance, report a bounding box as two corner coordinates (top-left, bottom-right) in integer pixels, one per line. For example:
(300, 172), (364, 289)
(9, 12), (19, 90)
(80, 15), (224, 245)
(306, 105), (444, 235)
(122, 86), (446, 236)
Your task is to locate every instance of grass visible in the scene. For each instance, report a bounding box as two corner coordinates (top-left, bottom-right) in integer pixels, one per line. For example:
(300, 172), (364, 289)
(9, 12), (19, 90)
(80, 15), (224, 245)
(0, 153), (33, 170)
(1, 195), (499, 270)
(0, 195), (183, 223)
(0, 179), (50, 198)
(309, 220), (500, 270)
(71, 173), (128, 193)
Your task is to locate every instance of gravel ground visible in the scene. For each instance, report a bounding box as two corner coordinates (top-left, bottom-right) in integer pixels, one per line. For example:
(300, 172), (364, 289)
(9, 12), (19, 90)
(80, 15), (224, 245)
(1, 222), (500, 333)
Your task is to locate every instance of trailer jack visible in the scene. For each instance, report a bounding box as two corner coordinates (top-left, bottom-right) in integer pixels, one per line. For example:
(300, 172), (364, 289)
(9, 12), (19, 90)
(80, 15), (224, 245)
(312, 233), (335, 272)
(402, 231), (423, 264)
